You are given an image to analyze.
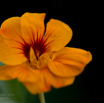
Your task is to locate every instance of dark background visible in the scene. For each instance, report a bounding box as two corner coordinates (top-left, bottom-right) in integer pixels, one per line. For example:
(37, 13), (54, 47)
(0, 0), (101, 103)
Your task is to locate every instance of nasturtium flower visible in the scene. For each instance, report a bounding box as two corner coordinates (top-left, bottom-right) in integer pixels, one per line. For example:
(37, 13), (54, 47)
(0, 13), (92, 94)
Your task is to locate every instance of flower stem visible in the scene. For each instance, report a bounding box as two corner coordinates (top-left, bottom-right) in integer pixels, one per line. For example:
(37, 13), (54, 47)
(39, 93), (45, 103)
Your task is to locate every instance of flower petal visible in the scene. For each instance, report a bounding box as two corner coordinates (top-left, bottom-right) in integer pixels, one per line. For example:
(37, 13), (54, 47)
(23, 67), (74, 94)
(23, 70), (51, 94)
(0, 65), (24, 80)
(0, 17), (25, 45)
(17, 63), (40, 83)
(0, 40), (27, 65)
(44, 19), (72, 51)
(0, 64), (40, 83)
(48, 47), (92, 77)
(21, 12), (46, 44)
(0, 17), (27, 65)
(43, 68), (75, 88)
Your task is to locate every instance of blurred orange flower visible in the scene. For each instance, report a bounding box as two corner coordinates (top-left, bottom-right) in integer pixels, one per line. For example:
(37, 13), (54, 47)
(0, 13), (92, 94)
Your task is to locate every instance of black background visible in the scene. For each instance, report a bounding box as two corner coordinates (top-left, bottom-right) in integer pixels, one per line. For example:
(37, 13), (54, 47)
(0, 0), (101, 103)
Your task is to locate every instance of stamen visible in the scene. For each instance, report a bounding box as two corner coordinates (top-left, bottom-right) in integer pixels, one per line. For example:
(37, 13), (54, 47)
(29, 47), (41, 69)
(30, 47), (37, 63)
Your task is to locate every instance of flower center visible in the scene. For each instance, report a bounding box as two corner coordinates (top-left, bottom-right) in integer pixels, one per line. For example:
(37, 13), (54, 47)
(27, 47), (50, 70)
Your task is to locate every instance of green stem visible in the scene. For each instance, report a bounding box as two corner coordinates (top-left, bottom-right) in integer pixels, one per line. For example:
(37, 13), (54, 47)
(39, 93), (45, 103)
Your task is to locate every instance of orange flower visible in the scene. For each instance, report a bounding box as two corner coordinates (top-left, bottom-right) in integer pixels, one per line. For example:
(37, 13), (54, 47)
(0, 13), (92, 94)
